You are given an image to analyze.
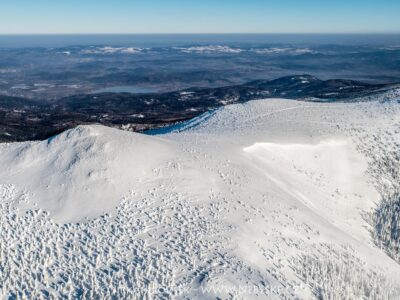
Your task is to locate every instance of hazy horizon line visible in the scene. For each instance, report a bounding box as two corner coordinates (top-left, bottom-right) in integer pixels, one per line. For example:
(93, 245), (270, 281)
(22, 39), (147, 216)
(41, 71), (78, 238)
(1, 32), (400, 36)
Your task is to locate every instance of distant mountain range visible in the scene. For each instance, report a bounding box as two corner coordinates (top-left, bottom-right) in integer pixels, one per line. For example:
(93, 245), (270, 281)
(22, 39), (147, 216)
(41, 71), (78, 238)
(1, 75), (399, 142)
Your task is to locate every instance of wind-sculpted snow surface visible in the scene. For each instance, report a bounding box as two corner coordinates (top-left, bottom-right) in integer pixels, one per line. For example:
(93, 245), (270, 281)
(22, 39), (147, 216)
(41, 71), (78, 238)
(1, 99), (400, 299)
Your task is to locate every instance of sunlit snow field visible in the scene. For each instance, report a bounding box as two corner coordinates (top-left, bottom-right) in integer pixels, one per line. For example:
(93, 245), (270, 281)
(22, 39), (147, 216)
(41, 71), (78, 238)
(1, 98), (400, 299)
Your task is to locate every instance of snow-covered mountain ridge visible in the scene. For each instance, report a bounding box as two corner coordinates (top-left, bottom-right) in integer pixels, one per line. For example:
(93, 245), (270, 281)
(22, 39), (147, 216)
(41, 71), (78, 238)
(1, 98), (400, 299)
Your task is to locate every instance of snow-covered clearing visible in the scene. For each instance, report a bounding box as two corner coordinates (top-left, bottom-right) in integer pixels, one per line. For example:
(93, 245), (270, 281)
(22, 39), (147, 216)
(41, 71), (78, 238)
(1, 98), (400, 299)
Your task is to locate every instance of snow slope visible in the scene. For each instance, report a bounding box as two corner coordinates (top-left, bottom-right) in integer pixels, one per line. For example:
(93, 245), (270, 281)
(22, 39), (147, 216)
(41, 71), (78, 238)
(0, 126), (174, 222)
(1, 98), (400, 299)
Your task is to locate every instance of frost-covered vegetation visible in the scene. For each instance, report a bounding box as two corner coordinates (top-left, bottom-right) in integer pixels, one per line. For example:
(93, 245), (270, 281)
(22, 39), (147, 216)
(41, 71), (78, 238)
(353, 87), (400, 103)
(357, 130), (400, 264)
(292, 244), (399, 300)
(0, 191), (229, 299)
(0, 187), (273, 299)
(374, 192), (400, 263)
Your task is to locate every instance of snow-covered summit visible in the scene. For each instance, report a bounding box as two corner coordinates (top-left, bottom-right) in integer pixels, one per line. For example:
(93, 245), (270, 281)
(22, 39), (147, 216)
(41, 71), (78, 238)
(0, 125), (174, 222)
(1, 99), (400, 299)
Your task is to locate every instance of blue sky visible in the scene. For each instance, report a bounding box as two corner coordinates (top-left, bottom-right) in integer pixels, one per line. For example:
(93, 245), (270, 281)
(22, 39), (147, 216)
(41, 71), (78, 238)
(1, 0), (399, 34)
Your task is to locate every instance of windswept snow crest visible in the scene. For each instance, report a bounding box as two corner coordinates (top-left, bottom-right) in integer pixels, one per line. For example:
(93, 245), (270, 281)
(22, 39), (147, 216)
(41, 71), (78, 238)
(0, 125), (174, 222)
(1, 99), (400, 299)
